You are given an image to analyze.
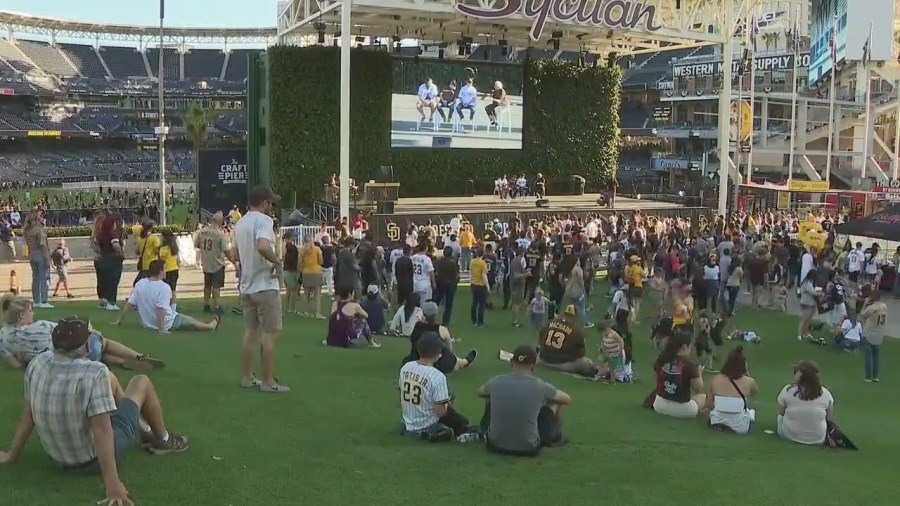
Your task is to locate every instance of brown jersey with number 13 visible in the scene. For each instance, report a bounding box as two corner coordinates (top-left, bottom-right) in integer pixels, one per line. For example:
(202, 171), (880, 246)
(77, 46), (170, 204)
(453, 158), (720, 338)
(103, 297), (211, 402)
(539, 316), (585, 364)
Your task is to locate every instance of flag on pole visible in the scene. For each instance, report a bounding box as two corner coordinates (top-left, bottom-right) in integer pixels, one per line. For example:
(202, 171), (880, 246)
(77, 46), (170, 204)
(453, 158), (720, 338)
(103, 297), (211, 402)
(789, 16), (800, 55)
(749, 16), (758, 53)
(829, 15), (837, 65)
(862, 31), (871, 66)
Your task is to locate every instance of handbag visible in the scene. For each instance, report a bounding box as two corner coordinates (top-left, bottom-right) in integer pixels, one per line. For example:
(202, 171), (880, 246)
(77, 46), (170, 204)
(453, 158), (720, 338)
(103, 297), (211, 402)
(728, 377), (755, 422)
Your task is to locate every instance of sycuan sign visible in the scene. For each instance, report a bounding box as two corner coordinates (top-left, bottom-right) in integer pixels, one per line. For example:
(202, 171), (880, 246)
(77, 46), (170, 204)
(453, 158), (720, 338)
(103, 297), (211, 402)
(455, 0), (664, 42)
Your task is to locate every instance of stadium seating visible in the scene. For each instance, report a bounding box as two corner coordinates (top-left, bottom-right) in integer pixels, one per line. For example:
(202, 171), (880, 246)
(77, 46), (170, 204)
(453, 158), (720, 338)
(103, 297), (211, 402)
(224, 49), (255, 81)
(15, 40), (78, 77)
(620, 102), (649, 129)
(59, 43), (109, 79)
(184, 49), (226, 80)
(147, 48), (180, 80)
(0, 39), (39, 74)
(99, 45), (149, 78)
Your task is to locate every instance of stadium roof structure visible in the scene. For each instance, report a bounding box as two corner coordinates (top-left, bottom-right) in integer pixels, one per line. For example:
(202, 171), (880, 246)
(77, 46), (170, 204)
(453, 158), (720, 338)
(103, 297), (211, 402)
(0, 10), (276, 44)
(276, 0), (809, 55)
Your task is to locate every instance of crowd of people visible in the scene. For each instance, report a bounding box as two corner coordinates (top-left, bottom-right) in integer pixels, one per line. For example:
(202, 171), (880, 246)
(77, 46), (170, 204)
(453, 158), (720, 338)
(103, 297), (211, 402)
(0, 187), (897, 502)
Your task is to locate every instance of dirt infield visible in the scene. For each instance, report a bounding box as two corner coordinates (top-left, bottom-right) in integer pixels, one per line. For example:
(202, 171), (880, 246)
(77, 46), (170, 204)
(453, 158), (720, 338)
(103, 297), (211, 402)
(0, 259), (238, 301)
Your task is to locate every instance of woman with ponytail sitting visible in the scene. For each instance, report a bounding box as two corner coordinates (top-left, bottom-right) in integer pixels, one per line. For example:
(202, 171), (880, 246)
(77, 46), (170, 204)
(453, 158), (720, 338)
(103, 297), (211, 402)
(704, 346), (758, 434)
(776, 360), (834, 445)
(651, 333), (706, 418)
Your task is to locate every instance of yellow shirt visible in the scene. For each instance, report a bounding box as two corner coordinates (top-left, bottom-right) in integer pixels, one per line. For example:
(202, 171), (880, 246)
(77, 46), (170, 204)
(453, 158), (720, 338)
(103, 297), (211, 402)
(624, 264), (645, 288)
(459, 230), (475, 248)
(136, 234), (161, 271)
(672, 297), (692, 326)
(470, 257), (487, 286)
(300, 245), (323, 275)
(159, 245), (178, 273)
(230, 210), (242, 224)
(131, 223), (142, 237)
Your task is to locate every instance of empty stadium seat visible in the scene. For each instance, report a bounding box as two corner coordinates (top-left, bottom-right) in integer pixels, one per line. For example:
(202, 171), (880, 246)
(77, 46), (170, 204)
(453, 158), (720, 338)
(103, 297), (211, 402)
(99, 46), (149, 78)
(184, 49), (225, 80)
(59, 43), (108, 79)
(15, 40), (78, 77)
(147, 48), (180, 80)
(224, 49), (255, 82)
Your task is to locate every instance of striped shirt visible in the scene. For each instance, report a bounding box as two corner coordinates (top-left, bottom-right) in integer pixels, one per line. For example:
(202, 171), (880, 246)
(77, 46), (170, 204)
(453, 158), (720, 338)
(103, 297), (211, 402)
(398, 361), (449, 432)
(0, 321), (57, 362)
(25, 351), (117, 467)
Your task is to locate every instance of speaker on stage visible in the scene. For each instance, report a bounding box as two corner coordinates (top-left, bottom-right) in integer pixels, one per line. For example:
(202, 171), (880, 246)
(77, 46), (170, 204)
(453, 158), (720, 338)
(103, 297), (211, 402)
(685, 196), (702, 207)
(376, 201), (395, 214)
(535, 199), (549, 208)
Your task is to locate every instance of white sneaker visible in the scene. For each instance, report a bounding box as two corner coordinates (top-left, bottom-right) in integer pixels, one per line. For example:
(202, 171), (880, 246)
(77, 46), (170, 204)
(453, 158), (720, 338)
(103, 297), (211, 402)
(36, 303), (54, 309)
(97, 299), (108, 308)
(104, 304), (121, 311)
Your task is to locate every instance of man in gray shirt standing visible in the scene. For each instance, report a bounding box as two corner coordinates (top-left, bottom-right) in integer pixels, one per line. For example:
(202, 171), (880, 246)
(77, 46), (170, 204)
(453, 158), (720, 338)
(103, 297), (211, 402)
(477, 345), (571, 456)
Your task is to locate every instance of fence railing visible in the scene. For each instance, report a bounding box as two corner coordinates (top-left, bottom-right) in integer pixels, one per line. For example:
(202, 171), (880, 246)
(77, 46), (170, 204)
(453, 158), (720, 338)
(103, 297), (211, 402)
(61, 181), (196, 191)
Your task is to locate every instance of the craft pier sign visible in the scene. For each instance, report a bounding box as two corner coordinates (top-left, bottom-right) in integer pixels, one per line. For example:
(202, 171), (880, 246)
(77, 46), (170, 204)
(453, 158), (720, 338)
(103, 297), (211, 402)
(455, 0), (663, 42)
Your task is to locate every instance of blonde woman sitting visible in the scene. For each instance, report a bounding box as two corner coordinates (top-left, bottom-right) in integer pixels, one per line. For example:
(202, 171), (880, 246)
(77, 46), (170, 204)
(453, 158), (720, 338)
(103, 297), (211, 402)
(0, 294), (164, 372)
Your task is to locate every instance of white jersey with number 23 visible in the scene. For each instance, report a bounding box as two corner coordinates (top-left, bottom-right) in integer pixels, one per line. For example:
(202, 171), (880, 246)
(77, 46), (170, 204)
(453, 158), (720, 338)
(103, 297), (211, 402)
(399, 360), (449, 432)
(411, 253), (434, 290)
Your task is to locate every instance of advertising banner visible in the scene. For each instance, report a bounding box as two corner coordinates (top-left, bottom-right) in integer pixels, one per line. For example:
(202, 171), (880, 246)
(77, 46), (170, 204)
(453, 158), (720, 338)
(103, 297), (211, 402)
(197, 148), (248, 214)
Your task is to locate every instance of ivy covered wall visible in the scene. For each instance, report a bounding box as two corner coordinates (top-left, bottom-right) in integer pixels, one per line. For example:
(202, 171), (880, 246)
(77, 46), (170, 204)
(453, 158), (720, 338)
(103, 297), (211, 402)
(265, 45), (621, 204)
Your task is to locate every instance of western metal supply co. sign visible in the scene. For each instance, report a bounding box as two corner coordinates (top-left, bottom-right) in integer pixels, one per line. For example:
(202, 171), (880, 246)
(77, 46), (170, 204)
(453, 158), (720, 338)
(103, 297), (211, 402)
(455, 0), (663, 42)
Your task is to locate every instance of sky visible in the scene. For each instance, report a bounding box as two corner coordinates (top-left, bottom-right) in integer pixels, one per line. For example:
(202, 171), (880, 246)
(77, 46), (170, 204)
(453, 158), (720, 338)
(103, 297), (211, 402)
(1, 0), (278, 28)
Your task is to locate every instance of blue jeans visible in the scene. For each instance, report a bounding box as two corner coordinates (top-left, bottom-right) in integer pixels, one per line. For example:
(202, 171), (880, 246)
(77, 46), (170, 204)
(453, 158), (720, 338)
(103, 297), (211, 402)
(725, 286), (739, 316)
(832, 337), (860, 352)
(460, 248), (472, 272)
(471, 285), (487, 325)
(864, 342), (880, 379)
(29, 252), (49, 304)
(568, 293), (587, 327)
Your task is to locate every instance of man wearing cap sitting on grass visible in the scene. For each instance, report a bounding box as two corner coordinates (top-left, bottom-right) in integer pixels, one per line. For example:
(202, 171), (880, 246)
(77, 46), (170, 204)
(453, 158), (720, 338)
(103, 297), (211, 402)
(478, 345), (571, 456)
(404, 301), (477, 375)
(536, 304), (598, 377)
(397, 333), (482, 443)
(0, 317), (189, 506)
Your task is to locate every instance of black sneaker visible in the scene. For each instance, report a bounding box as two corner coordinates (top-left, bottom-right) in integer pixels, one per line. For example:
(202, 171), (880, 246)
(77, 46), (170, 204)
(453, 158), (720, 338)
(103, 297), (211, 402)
(465, 349), (478, 365)
(147, 432), (191, 455)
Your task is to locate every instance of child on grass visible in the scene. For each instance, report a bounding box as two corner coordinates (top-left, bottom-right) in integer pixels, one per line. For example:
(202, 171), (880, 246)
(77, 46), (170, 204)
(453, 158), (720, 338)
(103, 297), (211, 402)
(597, 321), (629, 383)
(529, 287), (549, 337)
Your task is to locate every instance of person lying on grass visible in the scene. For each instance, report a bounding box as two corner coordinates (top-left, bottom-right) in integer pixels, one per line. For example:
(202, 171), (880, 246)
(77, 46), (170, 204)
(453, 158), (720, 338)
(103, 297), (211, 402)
(0, 294), (164, 372)
(0, 317), (190, 506)
(113, 260), (221, 334)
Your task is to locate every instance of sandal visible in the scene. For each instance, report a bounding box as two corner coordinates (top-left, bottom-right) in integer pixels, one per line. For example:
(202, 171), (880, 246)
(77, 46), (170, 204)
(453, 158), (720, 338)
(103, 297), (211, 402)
(213, 314), (222, 330)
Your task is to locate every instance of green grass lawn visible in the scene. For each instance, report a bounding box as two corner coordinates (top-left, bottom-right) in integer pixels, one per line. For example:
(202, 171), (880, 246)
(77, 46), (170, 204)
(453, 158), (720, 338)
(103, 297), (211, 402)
(0, 288), (896, 506)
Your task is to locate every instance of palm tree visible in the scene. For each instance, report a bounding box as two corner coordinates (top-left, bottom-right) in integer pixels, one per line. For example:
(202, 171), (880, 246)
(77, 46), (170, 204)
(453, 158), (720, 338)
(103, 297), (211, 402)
(183, 101), (210, 178)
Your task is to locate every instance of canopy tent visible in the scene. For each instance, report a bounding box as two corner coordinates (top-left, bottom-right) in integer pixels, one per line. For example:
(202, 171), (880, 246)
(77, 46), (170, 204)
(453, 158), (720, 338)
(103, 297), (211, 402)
(834, 205), (900, 241)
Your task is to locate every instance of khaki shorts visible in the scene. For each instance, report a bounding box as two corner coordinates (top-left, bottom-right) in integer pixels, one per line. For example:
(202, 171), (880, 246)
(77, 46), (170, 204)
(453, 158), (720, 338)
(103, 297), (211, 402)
(241, 290), (283, 334)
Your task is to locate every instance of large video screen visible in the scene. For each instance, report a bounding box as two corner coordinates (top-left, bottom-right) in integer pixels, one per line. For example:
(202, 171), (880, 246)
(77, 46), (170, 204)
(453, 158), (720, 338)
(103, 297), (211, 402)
(390, 58), (523, 149)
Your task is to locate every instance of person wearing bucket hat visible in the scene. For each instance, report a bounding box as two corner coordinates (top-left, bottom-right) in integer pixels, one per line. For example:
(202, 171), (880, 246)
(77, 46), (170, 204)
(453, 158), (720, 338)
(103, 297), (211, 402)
(536, 305), (598, 377)
(0, 317), (190, 505)
(478, 344), (571, 456)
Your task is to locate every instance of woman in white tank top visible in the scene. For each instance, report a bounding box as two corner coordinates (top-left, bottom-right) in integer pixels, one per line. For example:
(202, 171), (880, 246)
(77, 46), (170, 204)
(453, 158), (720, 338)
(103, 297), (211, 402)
(704, 346), (758, 434)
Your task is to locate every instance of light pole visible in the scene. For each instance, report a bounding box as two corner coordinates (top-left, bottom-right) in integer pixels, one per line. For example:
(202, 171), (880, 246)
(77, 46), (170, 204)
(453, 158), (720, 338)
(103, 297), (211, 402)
(155, 0), (168, 225)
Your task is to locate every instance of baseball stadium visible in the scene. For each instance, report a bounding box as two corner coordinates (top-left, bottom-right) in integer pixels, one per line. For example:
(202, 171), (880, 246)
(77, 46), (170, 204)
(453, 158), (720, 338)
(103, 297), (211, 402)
(1, 1), (899, 505)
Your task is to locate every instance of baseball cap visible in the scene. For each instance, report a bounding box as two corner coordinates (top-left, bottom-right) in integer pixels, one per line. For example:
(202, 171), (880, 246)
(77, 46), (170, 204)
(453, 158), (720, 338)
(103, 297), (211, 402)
(416, 332), (444, 359)
(564, 304), (577, 316)
(51, 317), (91, 352)
(511, 344), (537, 365)
(629, 255), (640, 263)
(248, 185), (282, 206)
(421, 301), (439, 317)
(367, 284), (379, 295)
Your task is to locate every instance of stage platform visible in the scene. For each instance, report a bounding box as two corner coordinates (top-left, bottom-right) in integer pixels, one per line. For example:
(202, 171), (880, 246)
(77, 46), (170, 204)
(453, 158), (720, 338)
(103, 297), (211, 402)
(365, 193), (704, 242)
(387, 193), (682, 215)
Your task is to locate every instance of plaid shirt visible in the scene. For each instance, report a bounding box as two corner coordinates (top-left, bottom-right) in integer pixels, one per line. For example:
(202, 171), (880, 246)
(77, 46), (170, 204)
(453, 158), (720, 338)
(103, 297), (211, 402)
(0, 321), (57, 362)
(24, 351), (116, 467)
